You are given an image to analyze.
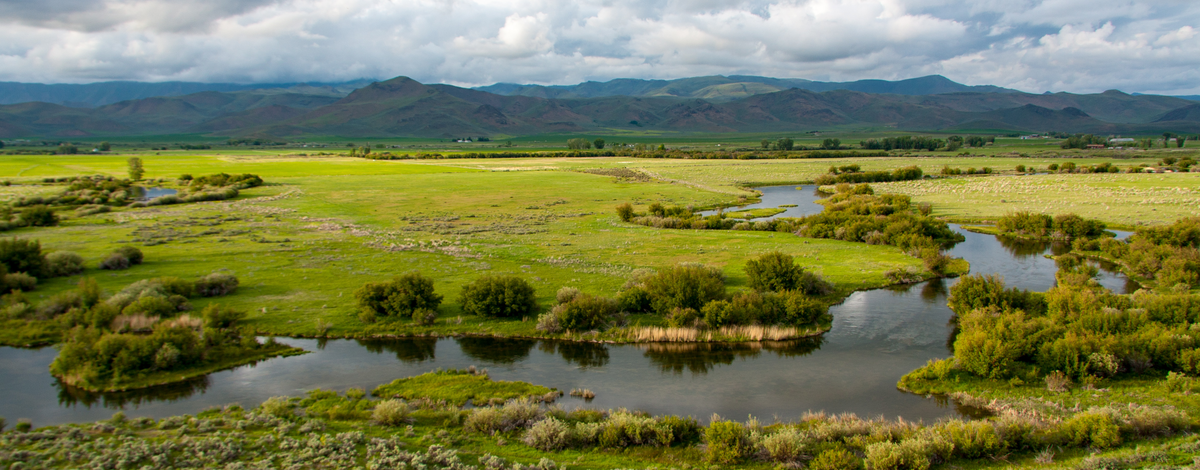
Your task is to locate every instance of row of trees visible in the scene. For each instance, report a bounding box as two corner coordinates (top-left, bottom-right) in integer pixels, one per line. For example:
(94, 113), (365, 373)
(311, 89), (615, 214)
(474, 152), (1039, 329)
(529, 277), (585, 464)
(566, 138), (606, 150)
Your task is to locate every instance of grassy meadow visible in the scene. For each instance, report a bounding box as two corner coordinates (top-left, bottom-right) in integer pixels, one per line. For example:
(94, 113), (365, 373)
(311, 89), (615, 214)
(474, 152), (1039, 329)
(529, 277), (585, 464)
(4, 137), (1200, 469)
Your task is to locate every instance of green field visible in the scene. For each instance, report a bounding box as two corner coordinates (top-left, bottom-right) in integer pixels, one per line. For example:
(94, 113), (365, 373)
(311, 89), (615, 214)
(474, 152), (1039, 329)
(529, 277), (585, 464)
(3, 143), (1200, 469)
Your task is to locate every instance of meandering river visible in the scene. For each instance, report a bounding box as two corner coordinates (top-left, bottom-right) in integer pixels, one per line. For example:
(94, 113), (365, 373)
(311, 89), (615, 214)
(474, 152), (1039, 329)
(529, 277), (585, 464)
(0, 186), (1136, 426)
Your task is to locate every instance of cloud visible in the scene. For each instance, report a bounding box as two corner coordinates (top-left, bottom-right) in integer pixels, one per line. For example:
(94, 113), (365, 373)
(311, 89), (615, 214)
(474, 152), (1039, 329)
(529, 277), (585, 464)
(0, 0), (1197, 94)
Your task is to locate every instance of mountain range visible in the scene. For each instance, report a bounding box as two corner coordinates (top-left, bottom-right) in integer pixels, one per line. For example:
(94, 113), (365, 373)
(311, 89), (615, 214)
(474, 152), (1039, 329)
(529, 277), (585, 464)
(2, 75), (1199, 139)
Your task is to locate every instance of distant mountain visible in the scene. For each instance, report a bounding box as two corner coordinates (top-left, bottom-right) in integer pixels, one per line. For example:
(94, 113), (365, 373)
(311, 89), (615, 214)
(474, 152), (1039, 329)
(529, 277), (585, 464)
(476, 75), (1017, 101)
(0, 80), (371, 107)
(3, 76), (1200, 138)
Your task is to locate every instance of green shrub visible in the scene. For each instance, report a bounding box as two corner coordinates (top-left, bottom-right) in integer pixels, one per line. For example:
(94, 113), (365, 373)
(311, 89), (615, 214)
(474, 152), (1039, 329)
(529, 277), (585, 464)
(616, 203), (634, 222)
(810, 448), (863, 470)
(202, 304), (245, 328)
(412, 308), (438, 326)
(1164, 371), (1192, 393)
(616, 286), (651, 313)
(121, 296), (179, 317)
(953, 329), (1017, 379)
(942, 420), (1003, 458)
(0, 238), (45, 278)
(643, 264), (726, 314)
(665, 307), (699, 328)
(45, 251), (85, 277)
(744, 251), (805, 292)
(19, 205), (58, 227)
(195, 273), (239, 297)
(15, 418), (31, 432)
(459, 275), (538, 318)
(259, 396), (295, 419)
(704, 419), (750, 464)
(783, 291), (826, 325)
(115, 246), (144, 265)
(5, 272), (37, 292)
(554, 294), (618, 331)
(372, 399), (409, 426)
(658, 415), (701, 445)
(99, 253), (130, 270)
(1059, 412), (1121, 448)
(761, 427), (807, 462)
(354, 273), (443, 318)
(555, 286), (581, 304)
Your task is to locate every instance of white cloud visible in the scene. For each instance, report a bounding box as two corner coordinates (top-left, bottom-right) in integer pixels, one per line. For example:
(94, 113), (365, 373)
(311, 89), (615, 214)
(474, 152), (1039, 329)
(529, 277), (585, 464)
(0, 0), (1197, 94)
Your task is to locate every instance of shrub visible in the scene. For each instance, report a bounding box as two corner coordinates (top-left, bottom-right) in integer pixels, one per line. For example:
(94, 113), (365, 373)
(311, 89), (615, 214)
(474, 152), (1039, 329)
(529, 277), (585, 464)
(115, 246), (144, 265)
(704, 419), (750, 464)
(616, 286), (651, 313)
(783, 292), (826, 325)
(354, 273), (443, 318)
(44, 251), (85, 277)
(864, 439), (935, 470)
(15, 418), (31, 432)
(761, 427), (806, 462)
(5, 272), (37, 292)
(99, 254), (130, 270)
(1045, 370), (1072, 392)
(412, 308), (438, 326)
(260, 397), (294, 419)
(1059, 412), (1121, 448)
(920, 248), (951, 275)
(744, 251), (805, 292)
(642, 264), (726, 314)
(555, 286), (582, 304)
(372, 399), (410, 426)
(0, 238), (45, 278)
(535, 311), (561, 333)
(202, 304), (245, 328)
(195, 273), (239, 297)
(810, 448), (863, 470)
(616, 203), (634, 222)
(459, 275), (538, 318)
(19, 205), (58, 227)
(665, 307), (700, 328)
(943, 420), (1003, 458)
(121, 295), (178, 317)
(522, 417), (572, 451)
(1164, 371), (1192, 393)
(554, 294), (618, 331)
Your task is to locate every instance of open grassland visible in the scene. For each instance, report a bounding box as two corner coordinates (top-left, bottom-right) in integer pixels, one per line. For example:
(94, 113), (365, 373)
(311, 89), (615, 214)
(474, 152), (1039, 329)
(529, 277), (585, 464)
(874, 173), (1200, 227)
(0, 153), (925, 341)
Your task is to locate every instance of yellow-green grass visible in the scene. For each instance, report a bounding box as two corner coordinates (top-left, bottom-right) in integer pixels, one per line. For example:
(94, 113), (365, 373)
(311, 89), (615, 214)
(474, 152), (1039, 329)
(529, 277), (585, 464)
(371, 370), (552, 406)
(1, 153), (929, 343)
(724, 208), (786, 219)
(874, 173), (1200, 228)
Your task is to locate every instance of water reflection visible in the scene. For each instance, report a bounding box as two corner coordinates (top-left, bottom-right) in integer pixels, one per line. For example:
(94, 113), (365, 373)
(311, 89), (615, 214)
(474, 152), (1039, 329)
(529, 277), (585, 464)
(538, 341), (610, 369)
(920, 279), (948, 304)
(642, 338), (822, 375)
(358, 337), (437, 363)
(699, 185), (826, 220)
(57, 376), (211, 410)
(455, 337), (536, 364)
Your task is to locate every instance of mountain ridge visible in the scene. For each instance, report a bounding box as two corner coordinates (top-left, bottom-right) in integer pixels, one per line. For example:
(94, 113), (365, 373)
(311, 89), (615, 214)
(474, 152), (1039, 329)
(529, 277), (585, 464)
(2, 76), (1199, 139)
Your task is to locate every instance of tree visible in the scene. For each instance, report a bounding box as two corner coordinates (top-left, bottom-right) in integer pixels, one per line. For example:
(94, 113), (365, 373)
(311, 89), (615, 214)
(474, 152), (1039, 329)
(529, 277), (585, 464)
(127, 157), (144, 181)
(593, 138), (606, 150)
(57, 144), (78, 155)
(98, 141), (111, 151)
(760, 139), (770, 149)
(776, 137), (794, 151)
(1178, 136), (1186, 148)
(820, 138), (841, 150)
(0, 140), (5, 149)
(567, 138), (592, 150)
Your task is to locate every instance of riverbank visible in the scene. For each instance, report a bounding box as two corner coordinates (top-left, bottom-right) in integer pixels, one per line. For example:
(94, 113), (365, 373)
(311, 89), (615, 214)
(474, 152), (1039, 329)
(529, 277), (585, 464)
(52, 342), (307, 393)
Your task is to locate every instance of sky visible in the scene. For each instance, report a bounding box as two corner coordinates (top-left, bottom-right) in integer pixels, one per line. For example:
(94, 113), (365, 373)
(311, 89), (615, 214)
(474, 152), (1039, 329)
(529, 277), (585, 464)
(0, 0), (1198, 94)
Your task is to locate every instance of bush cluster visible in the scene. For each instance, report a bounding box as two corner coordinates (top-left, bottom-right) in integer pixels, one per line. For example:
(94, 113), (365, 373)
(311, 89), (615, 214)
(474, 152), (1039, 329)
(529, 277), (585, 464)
(947, 271), (1200, 381)
(459, 275), (538, 318)
(354, 273), (443, 322)
(996, 212), (1107, 240)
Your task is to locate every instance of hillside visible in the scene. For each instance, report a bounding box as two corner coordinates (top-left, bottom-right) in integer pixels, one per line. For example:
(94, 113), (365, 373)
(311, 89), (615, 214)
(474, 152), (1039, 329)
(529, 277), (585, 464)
(0, 80), (370, 107)
(2, 76), (1200, 138)
(476, 75), (1016, 100)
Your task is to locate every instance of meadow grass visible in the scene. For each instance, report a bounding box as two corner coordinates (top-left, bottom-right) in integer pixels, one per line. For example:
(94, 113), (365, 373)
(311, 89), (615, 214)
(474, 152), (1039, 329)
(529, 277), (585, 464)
(371, 369), (552, 406)
(0, 153), (926, 343)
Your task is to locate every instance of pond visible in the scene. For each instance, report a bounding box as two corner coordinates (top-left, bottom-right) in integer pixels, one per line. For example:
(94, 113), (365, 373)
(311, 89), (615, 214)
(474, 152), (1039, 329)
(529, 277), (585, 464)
(133, 186), (178, 201)
(0, 186), (1137, 427)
